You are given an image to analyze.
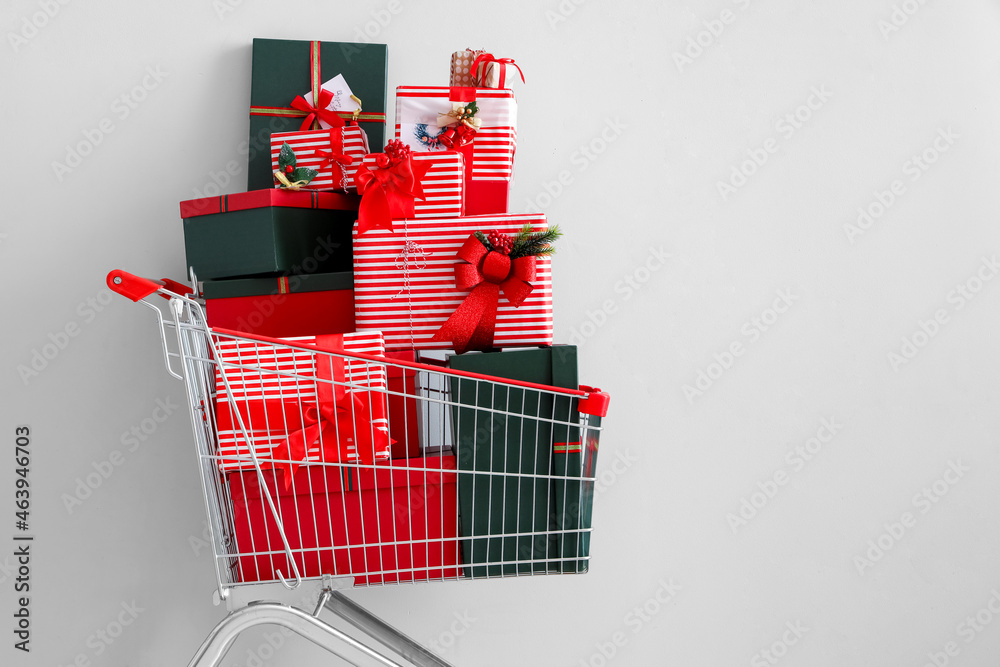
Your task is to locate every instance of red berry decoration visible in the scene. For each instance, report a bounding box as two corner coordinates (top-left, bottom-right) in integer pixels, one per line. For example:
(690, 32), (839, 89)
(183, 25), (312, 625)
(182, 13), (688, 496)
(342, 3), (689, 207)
(487, 230), (513, 255)
(383, 139), (412, 165)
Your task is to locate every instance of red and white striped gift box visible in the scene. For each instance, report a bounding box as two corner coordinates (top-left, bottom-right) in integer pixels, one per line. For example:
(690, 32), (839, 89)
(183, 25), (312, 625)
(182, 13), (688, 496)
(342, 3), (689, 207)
(352, 214), (553, 351)
(394, 87), (517, 183)
(214, 332), (389, 472)
(269, 126), (370, 192)
(358, 151), (465, 219)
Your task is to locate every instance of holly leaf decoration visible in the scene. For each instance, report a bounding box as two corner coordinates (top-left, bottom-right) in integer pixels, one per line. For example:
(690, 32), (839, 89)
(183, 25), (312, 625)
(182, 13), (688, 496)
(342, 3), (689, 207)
(465, 100), (480, 118)
(278, 142), (297, 171)
(291, 167), (318, 184)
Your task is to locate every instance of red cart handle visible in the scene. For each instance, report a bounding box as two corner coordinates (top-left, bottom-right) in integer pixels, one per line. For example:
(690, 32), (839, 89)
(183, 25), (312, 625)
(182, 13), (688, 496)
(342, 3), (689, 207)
(578, 385), (610, 417)
(107, 270), (192, 302)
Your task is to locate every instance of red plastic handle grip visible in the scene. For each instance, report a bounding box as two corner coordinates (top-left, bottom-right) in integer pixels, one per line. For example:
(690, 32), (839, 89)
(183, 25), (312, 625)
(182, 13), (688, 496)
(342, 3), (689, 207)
(107, 270), (165, 302)
(578, 385), (610, 418)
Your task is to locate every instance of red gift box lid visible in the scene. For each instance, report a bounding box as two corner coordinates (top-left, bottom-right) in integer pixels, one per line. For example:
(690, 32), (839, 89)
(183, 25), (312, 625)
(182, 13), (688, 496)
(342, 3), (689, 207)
(180, 189), (361, 219)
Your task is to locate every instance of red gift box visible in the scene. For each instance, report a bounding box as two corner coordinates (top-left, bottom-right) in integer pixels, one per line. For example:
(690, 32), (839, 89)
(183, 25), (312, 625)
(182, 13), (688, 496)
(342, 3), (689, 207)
(352, 214), (553, 351)
(203, 273), (355, 338)
(214, 332), (391, 473)
(270, 126), (370, 192)
(228, 455), (460, 585)
(357, 150), (465, 220)
(384, 350), (420, 459)
(395, 87), (516, 215)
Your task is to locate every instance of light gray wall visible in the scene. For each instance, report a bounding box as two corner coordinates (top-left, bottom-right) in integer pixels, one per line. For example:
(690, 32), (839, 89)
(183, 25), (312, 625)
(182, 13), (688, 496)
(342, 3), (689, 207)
(3, 0), (1000, 665)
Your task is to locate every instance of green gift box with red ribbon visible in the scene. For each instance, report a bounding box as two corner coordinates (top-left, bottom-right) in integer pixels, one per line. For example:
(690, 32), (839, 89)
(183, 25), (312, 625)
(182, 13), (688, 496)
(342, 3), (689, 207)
(248, 38), (388, 191)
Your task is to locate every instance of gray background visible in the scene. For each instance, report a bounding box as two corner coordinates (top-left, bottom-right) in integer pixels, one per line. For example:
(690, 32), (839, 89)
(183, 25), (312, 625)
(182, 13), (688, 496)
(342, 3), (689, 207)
(3, 0), (1000, 665)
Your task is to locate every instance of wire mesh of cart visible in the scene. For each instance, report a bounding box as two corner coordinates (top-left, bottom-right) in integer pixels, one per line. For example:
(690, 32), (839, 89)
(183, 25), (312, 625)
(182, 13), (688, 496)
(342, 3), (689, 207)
(107, 269), (610, 600)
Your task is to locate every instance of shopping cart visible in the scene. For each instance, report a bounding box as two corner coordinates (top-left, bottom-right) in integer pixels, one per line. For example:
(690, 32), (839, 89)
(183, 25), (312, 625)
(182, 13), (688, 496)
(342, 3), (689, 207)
(107, 270), (610, 667)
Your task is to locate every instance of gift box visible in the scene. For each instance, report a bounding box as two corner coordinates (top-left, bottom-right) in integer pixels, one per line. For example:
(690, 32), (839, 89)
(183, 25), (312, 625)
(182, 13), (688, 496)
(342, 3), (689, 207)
(395, 87), (517, 215)
(445, 346), (583, 577)
(352, 214), (553, 352)
(214, 332), (391, 473)
(269, 126), (370, 191)
(180, 189), (358, 280)
(449, 49), (486, 87)
(248, 38), (388, 191)
(383, 350), (420, 459)
(203, 271), (355, 338)
(355, 150), (465, 224)
(228, 455), (461, 585)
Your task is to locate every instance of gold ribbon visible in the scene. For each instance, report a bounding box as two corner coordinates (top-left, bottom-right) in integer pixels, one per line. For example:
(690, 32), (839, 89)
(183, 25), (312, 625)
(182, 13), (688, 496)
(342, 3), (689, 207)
(437, 102), (483, 129)
(273, 170), (311, 191)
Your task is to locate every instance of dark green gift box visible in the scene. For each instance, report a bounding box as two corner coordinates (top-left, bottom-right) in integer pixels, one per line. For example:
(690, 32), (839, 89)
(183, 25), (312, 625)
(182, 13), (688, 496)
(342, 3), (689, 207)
(447, 346), (595, 577)
(248, 38), (388, 191)
(180, 190), (358, 280)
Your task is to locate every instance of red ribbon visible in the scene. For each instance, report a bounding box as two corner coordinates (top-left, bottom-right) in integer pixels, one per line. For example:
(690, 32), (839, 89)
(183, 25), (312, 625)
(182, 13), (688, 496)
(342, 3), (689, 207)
(470, 53), (525, 89)
(431, 235), (536, 353)
(270, 335), (392, 489)
(314, 130), (354, 169)
(353, 154), (430, 234)
(290, 88), (347, 131)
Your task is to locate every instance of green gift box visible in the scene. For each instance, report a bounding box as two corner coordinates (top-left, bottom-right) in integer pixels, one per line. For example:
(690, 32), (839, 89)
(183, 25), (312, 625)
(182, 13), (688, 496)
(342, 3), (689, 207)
(248, 38), (388, 191)
(180, 189), (358, 280)
(447, 346), (590, 577)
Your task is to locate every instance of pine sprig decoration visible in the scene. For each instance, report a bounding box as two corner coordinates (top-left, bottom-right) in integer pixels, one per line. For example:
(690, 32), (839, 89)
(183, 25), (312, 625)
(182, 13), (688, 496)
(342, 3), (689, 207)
(474, 231), (490, 247)
(509, 224), (562, 259)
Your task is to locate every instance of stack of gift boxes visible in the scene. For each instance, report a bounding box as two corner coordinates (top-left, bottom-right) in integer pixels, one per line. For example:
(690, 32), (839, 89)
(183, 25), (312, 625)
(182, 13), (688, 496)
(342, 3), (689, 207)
(179, 39), (597, 584)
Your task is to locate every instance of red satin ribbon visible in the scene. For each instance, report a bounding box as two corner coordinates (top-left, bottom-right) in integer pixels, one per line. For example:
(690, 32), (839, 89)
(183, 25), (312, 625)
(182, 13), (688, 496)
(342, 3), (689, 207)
(314, 129), (355, 172)
(270, 335), (392, 488)
(290, 88), (347, 131)
(470, 53), (525, 89)
(353, 155), (430, 234)
(432, 235), (536, 353)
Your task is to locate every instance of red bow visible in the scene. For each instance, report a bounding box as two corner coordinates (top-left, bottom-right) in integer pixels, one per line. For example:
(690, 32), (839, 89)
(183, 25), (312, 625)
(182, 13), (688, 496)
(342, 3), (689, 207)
(270, 344), (392, 489)
(313, 129), (355, 175)
(470, 53), (525, 89)
(431, 235), (536, 353)
(290, 88), (347, 131)
(353, 154), (430, 234)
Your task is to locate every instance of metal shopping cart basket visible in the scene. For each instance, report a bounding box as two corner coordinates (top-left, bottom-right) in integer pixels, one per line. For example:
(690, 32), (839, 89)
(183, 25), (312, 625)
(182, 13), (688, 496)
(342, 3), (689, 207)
(107, 270), (610, 667)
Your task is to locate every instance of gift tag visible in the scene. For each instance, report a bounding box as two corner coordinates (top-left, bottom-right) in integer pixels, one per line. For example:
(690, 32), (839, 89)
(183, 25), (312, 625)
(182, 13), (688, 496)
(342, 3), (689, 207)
(301, 74), (362, 129)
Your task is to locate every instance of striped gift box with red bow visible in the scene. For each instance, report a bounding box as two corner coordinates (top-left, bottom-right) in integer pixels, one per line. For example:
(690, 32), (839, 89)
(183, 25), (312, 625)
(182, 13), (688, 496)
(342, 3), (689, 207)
(269, 126), (370, 191)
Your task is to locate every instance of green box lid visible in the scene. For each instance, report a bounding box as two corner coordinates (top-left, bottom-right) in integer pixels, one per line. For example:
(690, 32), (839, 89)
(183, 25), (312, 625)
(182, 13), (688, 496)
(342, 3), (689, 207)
(203, 270), (354, 299)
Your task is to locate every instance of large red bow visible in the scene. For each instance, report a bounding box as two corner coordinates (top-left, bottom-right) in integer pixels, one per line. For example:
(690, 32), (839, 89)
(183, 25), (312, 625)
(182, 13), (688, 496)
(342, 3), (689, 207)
(290, 88), (347, 131)
(470, 53), (525, 89)
(353, 155), (430, 234)
(270, 339), (392, 489)
(431, 235), (536, 353)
